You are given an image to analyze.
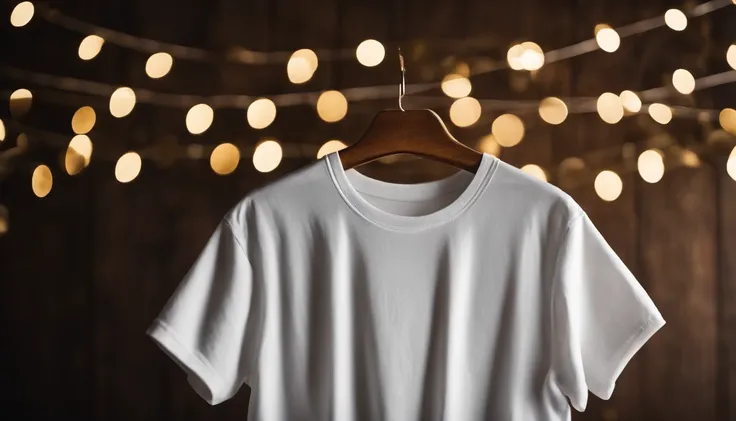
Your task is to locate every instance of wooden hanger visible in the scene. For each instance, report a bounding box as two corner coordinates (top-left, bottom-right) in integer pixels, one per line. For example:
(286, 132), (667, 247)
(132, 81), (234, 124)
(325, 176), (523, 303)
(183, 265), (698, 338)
(337, 48), (484, 173)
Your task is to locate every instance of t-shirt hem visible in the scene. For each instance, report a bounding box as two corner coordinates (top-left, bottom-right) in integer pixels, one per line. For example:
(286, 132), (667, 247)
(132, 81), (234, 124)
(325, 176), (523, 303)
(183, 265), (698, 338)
(590, 311), (666, 400)
(146, 319), (229, 405)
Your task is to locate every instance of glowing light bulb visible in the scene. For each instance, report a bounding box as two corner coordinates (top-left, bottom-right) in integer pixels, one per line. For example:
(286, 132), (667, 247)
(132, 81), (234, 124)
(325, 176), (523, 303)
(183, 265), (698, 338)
(719, 108), (736, 134)
(65, 135), (93, 175)
(727, 45), (736, 71)
(507, 44), (524, 70)
(538, 97), (568, 125)
(253, 140), (283, 173)
(597, 92), (624, 124)
(10, 2), (34, 27)
(210, 143), (240, 175)
(146, 52), (173, 79)
(115, 152), (142, 183)
(9, 88), (32, 117)
(595, 25), (620, 53)
(727, 146), (736, 181)
(441, 74), (472, 99)
(518, 42), (544, 71)
(664, 9), (687, 31)
(247, 98), (277, 129)
(287, 55), (313, 84)
(0, 119), (5, 141)
(71, 106), (96, 134)
(109, 87), (136, 118)
(672, 69), (695, 94)
(185, 103), (214, 135)
(78, 35), (104, 60)
(637, 149), (665, 183)
(32, 164), (52, 198)
(316, 91), (348, 123)
(594, 170), (623, 202)
(620, 90), (642, 113)
(449, 97), (481, 127)
(356, 39), (385, 67)
(492, 114), (525, 147)
(648, 103), (673, 124)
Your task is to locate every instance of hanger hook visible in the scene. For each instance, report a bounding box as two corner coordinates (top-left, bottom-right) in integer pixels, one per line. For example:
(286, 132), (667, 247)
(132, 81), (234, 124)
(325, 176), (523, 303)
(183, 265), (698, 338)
(398, 47), (406, 112)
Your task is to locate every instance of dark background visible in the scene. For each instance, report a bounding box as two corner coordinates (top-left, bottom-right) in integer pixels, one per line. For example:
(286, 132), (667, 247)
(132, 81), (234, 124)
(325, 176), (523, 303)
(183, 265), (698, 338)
(1, 0), (736, 420)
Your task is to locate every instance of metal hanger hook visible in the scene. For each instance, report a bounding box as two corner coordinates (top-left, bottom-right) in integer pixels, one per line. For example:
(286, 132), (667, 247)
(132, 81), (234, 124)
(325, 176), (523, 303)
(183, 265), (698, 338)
(398, 47), (406, 112)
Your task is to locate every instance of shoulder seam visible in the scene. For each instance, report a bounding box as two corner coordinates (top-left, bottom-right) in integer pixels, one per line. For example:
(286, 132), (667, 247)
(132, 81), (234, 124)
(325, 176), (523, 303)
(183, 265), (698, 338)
(223, 217), (249, 259)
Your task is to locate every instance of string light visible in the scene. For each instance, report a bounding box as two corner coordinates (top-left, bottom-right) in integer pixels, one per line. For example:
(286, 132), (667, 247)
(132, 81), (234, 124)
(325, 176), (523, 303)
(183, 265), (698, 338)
(648, 103), (673, 124)
(595, 25), (620, 53)
(316, 90), (348, 123)
(247, 98), (277, 129)
(32, 164), (52, 198)
(316, 140), (347, 159)
(253, 140), (282, 173)
(441, 74), (472, 99)
(596, 92), (624, 124)
(506, 44), (525, 70)
(287, 49), (318, 84)
(78, 35), (104, 60)
(109, 87), (136, 118)
(355, 39), (385, 67)
(719, 108), (736, 134)
(115, 152), (142, 183)
(449, 97), (481, 127)
(0, 119), (5, 142)
(477, 134), (501, 157)
(519, 42), (544, 71)
(9, 88), (32, 118)
(728, 45), (736, 71)
(672, 69), (695, 94)
(210, 143), (240, 175)
(664, 9), (688, 31)
(538, 97), (568, 125)
(71, 106), (96, 134)
(620, 90), (642, 113)
(728, 146), (736, 181)
(521, 164), (547, 182)
(594, 170), (623, 202)
(145, 52), (173, 79)
(638, 149), (665, 183)
(185, 103), (214, 134)
(10, 2), (34, 27)
(492, 114), (525, 147)
(65, 135), (93, 175)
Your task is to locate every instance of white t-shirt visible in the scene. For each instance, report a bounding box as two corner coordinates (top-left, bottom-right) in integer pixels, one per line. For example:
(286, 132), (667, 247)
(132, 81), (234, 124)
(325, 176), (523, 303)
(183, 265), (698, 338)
(147, 151), (665, 421)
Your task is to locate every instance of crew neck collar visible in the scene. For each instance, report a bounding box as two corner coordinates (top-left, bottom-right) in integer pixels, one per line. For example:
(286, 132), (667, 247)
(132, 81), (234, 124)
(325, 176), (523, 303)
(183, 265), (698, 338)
(325, 152), (498, 232)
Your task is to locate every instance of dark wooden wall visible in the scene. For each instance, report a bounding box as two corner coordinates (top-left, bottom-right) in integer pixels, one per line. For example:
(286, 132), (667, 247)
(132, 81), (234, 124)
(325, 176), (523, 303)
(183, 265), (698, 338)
(1, 0), (735, 420)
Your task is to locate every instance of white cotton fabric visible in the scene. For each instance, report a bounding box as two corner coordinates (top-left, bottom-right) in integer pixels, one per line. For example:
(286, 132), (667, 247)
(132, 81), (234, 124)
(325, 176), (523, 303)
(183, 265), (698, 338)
(147, 151), (665, 421)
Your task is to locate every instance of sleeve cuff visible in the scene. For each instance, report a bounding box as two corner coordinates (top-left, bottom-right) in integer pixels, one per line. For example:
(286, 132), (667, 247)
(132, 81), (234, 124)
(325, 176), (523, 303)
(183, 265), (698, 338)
(590, 312), (666, 400)
(146, 320), (229, 405)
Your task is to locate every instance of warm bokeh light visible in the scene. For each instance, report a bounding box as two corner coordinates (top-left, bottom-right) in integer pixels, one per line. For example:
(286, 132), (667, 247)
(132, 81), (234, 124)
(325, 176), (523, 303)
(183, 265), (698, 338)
(492, 114), (525, 147)
(146, 52), (173, 79)
(664, 9), (688, 31)
(32, 165), (52, 198)
(595, 25), (620, 53)
(449, 97), (481, 127)
(10, 1), (34, 27)
(672, 69), (695, 94)
(638, 149), (665, 183)
(518, 42), (544, 71)
(648, 103), (673, 124)
(506, 44), (524, 70)
(441, 74), (472, 99)
(728, 45), (736, 70)
(477, 134), (501, 157)
(0, 205), (7, 235)
(681, 149), (701, 168)
(185, 103), (214, 135)
(115, 152), (142, 183)
(316, 90), (348, 123)
(65, 135), (93, 175)
(538, 97), (568, 125)
(109, 87), (136, 118)
(289, 49), (318, 81)
(356, 39), (385, 67)
(10, 88), (32, 117)
(210, 143), (240, 175)
(620, 90), (642, 113)
(316, 140), (347, 159)
(78, 35), (104, 60)
(521, 164), (547, 182)
(719, 108), (736, 134)
(0, 119), (5, 142)
(253, 140), (283, 173)
(594, 170), (623, 202)
(728, 146), (736, 181)
(71, 106), (96, 134)
(597, 92), (624, 124)
(247, 98), (277, 129)
(560, 157), (585, 174)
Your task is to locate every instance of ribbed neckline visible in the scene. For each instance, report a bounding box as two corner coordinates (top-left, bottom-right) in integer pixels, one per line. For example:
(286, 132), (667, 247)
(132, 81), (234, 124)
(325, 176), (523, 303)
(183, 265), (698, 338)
(325, 152), (498, 232)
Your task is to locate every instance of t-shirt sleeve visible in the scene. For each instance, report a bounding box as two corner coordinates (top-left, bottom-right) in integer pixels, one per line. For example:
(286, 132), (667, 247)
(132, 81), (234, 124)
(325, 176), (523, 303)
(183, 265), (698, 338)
(146, 217), (262, 405)
(551, 211), (665, 412)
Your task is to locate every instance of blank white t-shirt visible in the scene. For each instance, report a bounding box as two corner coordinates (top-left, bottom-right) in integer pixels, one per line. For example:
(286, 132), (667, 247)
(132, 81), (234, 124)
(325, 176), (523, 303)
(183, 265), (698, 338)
(147, 151), (665, 421)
